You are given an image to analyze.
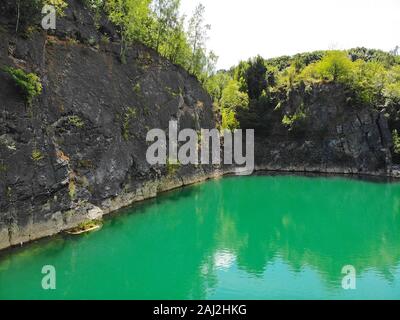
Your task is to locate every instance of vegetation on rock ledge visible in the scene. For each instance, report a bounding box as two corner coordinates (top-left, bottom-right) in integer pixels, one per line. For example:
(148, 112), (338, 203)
(2, 66), (42, 105)
(205, 48), (400, 145)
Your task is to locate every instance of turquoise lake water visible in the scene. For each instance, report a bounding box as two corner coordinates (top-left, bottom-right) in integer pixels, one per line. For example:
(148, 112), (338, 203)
(0, 175), (400, 300)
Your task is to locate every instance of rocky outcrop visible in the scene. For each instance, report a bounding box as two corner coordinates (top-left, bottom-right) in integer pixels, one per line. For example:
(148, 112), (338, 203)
(253, 84), (393, 176)
(0, 1), (396, 251)
(0, 0), (224, 250)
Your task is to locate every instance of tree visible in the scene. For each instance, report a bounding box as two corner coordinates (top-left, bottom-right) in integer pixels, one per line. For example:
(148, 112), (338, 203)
(233, 60), (250, 93)
(187, 3), (211, 77)
(220, 80), (249, 129)
(220, 80), (249, 111)
(160, 16), (191, 66)
(352, 60), (387, 104)
(151, 0), (180, 52)
(106, 0), (151, 63)
(299, 51), (353, 83)
(204, 71), (231, 103)
(44, 0), (68, 15)
(245, 56), (268, 100)
(316, 51), (354, 82)
(204, 51), (218, 78)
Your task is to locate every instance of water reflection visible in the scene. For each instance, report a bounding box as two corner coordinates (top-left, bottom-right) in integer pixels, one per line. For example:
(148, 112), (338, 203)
(0, 176), (400, 299)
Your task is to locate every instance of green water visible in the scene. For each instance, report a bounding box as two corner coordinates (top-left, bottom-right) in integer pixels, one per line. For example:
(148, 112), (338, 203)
(1, 175), (400, 300)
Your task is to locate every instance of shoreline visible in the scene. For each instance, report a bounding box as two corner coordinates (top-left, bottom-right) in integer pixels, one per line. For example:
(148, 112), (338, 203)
(0, 166), (399, 254)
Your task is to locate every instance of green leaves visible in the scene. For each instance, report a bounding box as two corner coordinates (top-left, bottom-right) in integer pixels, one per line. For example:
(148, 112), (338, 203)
(392, 130), (400, 154)
(43, 0), (68, 16)
(105, 0), (152, 62)
(220, 80), (249, 130)
(2, 66), (42, 105)
(104, 0), (215, 79)
(299, 51), (353, 83)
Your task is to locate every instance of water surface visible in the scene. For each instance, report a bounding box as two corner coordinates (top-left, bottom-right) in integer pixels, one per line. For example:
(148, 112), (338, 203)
(1, 175), (400, 299)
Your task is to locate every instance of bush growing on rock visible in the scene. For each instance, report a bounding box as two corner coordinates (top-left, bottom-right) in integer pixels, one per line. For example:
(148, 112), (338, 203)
(2, 67), (42, 105)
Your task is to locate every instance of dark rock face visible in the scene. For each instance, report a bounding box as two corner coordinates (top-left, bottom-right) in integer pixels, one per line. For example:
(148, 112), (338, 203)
(0, 0), (395, 250)
(253, 84), (393, 175)
(0, 0), (220, 250)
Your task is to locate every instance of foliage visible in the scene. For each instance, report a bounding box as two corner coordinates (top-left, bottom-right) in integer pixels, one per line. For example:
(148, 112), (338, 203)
(14, 0), (45, 33)
(204, 71), (231, 103)
(351, 60), (387, 104)
(244, 56), (268, 100)
(68, 115), (85, 128)
(152, 0), (180, 52)
(0, 163), (7, 173)
(72, 220), (102, 232)
(187, 4), (212, 78)
(219, 80), (249, 130)
(158, 16), (192, 67)
(212, 48), (400, 134)
(69, 179), (76, 199)
(383, 66), (400, 107)
(122, 107), (137, 140)
(104, 0), (216, 79)
(282, 110), (306, 130)
(31, 150), (44, 161)
(9, 0), (216, 80)
(221, 108), (239, 130)
(348, 47), (397, 67)
(166, 158), (180, 175)
(44, 0), (68, 15)
(220, 80), (249, 111)
(299, 51), (354, 83)
(105, 0), (151, 62)
(14, 0), (68, 33)
(2, 67), (42, 104)
(393, 130), (400, 154)
(277, 64), (297, 88)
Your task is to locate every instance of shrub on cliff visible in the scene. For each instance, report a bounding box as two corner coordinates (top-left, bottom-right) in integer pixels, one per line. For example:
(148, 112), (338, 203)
(2, 67), (43, 105)
(299, 51), (354, 83)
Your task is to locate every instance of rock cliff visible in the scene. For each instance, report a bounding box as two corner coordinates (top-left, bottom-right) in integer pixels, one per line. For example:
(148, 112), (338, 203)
(0, 0), (222, 250)
(252, 83), (393, 175)
(0, 0), (396, 250)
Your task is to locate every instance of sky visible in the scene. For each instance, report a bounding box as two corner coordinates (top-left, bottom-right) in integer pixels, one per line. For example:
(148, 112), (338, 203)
(180, 0), (400, 70)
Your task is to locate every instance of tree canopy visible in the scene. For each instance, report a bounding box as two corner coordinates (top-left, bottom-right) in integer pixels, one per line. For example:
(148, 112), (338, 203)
(14, 0), (217, 80)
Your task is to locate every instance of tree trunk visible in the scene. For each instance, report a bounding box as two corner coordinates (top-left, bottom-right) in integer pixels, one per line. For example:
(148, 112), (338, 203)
(15, 0), (20, 35)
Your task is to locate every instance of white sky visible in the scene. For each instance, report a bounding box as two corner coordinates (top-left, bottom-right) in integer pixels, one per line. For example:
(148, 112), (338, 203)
(180, 0), (400, 70)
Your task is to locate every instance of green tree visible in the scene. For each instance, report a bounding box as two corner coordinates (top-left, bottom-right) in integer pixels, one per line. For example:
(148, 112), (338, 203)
(220, 80), (249, 129)
(151, 0), (180, 52)
(187, 3), (211, 77)
(233, 60), (250, 92)
(204, 71), (231, 103)
(244, 56), (269, 100)
(106, 0), (152, 63)
(315, 51), (354, 82)
(352, 60), (387, 104)
(160, 16), (191, 66)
